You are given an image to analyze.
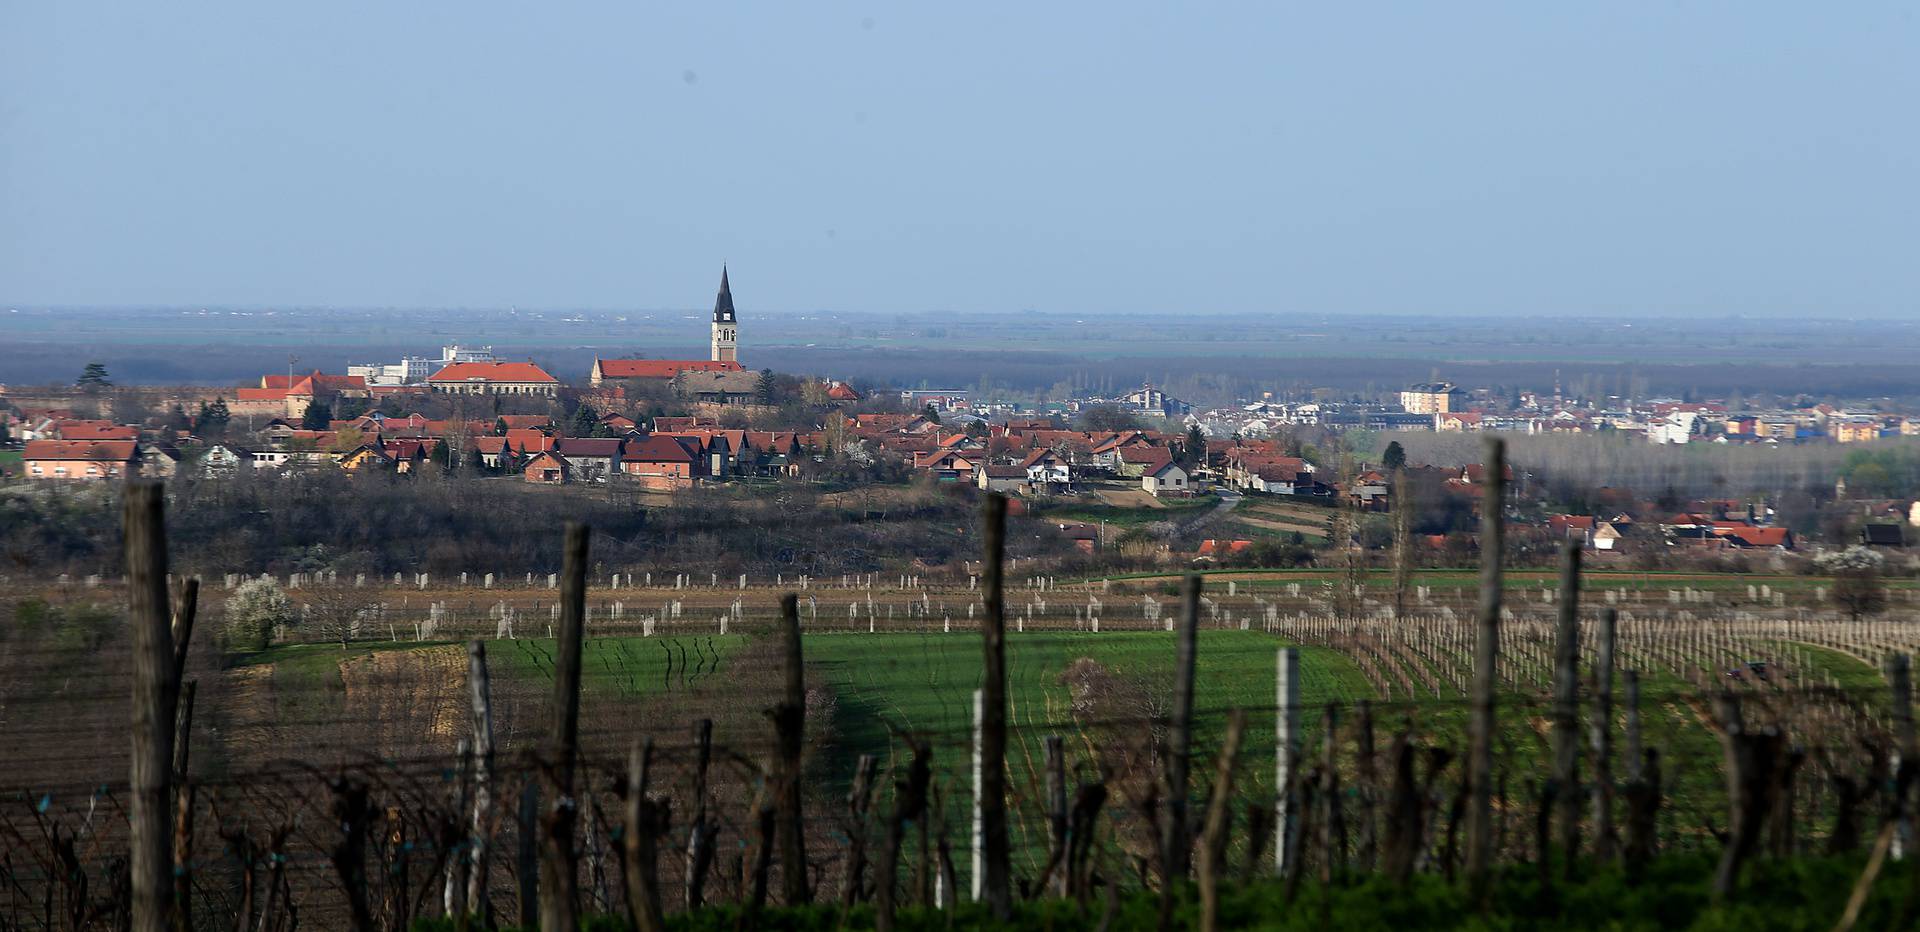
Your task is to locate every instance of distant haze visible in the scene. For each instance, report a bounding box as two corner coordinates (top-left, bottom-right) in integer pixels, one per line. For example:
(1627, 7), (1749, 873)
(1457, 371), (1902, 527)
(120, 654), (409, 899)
(2, 3), (1916, 317)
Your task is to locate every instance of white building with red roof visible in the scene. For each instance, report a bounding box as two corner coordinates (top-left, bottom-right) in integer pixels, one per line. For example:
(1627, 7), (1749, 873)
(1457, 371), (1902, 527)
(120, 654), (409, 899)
(426, 362), (560, 397)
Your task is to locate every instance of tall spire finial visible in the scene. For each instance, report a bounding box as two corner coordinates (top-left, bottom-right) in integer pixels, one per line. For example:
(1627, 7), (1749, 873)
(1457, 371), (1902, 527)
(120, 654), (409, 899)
(713, 265), (735, 324)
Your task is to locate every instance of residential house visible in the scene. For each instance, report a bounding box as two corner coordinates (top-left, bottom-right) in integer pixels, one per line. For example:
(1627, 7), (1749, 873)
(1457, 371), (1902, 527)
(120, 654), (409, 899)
(1344, 471), (1391, 511)
(523, 451), (570, 484)
(620, 435), (699, 490)
(976, 464), (1029, 494)
(746, 432), (804, 476)
(136, 443), (181, 478)
(554, 438), (623, 482)
(51, 420), (140, 441)
(23, 440), (140, 480)
(1547, 515), (1598, 546)
(1021, 448), (1073, 492)
(338, 444), (396, 473)
(382, 439), (432, 474)
(1593, 521), (1627, 551)
(1140, 454), (1190, 497)
(1057, 523), (1100, 554)
(198, 443), (252, 477)
(912, 448), (982, 482)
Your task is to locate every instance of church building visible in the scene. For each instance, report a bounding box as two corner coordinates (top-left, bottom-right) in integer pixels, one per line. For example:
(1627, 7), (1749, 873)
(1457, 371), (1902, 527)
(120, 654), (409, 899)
(588, 267), (746, 388)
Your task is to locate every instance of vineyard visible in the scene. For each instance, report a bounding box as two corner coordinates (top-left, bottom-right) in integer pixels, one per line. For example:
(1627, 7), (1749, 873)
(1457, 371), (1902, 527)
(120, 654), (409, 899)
(4, 453), (1920, 931)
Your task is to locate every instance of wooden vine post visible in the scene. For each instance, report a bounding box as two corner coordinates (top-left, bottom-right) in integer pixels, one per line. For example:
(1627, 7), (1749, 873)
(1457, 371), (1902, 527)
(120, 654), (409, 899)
(1159, 573), (1201, 927)
(1550, 539), (1582, 871)
(1591, 608), (1618, 862)
(538, 523), (588, 932)
(465, 640), (496, 927)
(977, 492), (1013, 918)
(774, 593), (812, 904)
(1465, 437), (1505, 902)
(126, 482), (197, 932)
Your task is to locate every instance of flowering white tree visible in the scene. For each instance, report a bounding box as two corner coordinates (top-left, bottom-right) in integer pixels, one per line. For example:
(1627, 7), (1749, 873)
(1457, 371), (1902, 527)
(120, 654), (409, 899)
(224, 577), (293, 651)
(1814, 546), (1887, 620)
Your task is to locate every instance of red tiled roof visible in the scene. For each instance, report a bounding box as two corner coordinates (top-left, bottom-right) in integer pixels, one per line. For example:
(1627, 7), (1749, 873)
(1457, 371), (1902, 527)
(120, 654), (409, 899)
(24, 439), (139, 461)
(1197, 539), (1253, 556)
(428, 362), (559, 383)
(826, 382), (863, 401)
(556, 438), (624, 458)
(53, 421), (140, 441)
(622, 435), (696, 464)
(1716, 526), (1793, 548)
(503, 429), (556, 453)
(597, 359), (742, 379)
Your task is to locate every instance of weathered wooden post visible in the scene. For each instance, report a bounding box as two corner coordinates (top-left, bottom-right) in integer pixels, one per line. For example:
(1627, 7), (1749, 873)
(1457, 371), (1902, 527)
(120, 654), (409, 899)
(977, 492), (1012, 918)
(1274, 647), (1301, 877)
(876, 739), (932, 932)
(1624, 670), (1644, 782)
(1044, 736), (1070, 897)
(466, 640), (496, 925)
(1466, 437), (1505, 901)
(775, 593), (811, 904)
(172, 678), (197, 932)
(539, 522), (588, 932)
(1163, 574), (1202, 890)
(1356, 699), (1379, 872)
(842, 754), (880, 908)
(1592, 609), (1617, 862)
(517, 785), (538, 928)
(127, 482), (195, 932)
(687, 719), (718, 909)
(623, 739), (666, 932)
(1551, 540), (1582, 870)
(1886, 653), (1914, 860)
(1198, 709), (1247, 932)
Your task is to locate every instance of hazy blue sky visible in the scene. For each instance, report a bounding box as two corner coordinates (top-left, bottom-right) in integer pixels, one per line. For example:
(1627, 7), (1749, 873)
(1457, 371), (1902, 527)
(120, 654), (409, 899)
(2, 3), (1914, 317)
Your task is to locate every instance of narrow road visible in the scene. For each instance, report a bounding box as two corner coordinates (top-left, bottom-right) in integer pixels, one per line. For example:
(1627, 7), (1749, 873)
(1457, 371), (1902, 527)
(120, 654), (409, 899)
(1179, 490), (1242, 535)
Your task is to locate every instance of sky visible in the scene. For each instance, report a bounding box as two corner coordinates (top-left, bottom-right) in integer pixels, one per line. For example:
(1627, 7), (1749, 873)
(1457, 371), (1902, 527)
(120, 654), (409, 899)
(2, 2), (1915, 318)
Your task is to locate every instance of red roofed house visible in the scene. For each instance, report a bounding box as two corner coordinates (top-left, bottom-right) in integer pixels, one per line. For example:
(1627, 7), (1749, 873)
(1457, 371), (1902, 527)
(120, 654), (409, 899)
(1715, 526), (1795, 550)
(1197, 539), (1254, 558)
(1140, 452), (1190, 497)
(428, 362), (560, 397)
(524, 451), (570, 484)
(589, 358), (743, 387)
(1548, 515), (1598, 546)
(621, 435), (699, 490)
(1021, 448), (1073, 491)
(23, 440), (140, 480)
(913, 448), (982, 482)
(554, 438), (624, 482)
(50, 420), (141, 441)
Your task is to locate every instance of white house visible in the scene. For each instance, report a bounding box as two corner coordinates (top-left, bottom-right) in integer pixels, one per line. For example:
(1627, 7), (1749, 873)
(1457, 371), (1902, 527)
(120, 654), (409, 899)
(1141, 458), (1190, 497)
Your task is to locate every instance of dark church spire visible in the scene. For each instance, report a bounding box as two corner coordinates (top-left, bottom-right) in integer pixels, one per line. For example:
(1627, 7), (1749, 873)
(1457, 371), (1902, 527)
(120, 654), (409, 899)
(713, 266), (735, 324)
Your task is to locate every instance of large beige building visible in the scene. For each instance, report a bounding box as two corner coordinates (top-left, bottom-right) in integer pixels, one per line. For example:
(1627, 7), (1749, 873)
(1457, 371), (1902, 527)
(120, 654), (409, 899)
(426, 362), (560, 396)
(1400, 382), (1460, 415)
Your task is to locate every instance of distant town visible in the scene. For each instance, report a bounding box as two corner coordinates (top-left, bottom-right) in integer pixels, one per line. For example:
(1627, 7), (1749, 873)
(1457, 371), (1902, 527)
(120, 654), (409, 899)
(5, 269), (1920, 570)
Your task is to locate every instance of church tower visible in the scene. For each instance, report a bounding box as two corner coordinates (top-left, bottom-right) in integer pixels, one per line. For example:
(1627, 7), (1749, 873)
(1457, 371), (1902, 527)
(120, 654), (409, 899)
(710, 266), (738, 363)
